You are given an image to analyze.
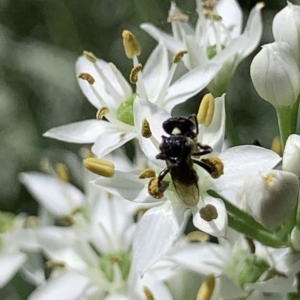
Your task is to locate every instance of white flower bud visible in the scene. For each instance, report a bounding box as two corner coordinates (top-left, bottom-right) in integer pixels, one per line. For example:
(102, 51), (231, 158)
(283, 134), (300, 176)
(250, 42), (300, 107)
(273, 2), (300, 67)
(291, 226), (300, 251)
(241, 170), (299, 228)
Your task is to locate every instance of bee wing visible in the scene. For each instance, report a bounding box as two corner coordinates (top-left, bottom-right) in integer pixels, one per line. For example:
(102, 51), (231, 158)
(172, 179), (199, 207)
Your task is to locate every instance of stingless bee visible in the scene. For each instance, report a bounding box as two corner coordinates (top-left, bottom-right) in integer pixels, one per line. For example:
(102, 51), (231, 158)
(154, 115), (214, 207)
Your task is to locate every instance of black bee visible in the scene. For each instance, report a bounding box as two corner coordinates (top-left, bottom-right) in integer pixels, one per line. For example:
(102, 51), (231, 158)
(155, 115), (213, 206)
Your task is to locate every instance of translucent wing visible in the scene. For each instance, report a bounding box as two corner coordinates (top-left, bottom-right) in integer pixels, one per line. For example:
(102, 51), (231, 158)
(172, 178), (199, 207)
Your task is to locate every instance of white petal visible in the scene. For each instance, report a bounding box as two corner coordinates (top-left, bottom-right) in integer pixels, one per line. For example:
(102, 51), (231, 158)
(133, 201), (185, 276)
(216, 0), (243, 39)
(201, 94), (226, 153)
(29, 271), (92, 300)
(140, 23), (184, 53)
(143, 43), (169, 100)
(20, 172), (84, 216)
(0, 253), (26, 288)
(164, 63), (221, 112)
(92, 131), (137, 157)
(216, 145), (281, 202)
(193, 196), (227, 237)
(43, 119), (109, 143)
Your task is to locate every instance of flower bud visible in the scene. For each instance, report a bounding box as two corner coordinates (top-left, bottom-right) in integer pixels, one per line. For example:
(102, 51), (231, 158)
(241, 170), (299, 228)
(273, 2), (300, 67)
(283, 134), (300, 176)
(250, 42), (300, 107)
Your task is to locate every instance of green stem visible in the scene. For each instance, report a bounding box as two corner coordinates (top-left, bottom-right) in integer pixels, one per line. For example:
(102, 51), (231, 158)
(225, 95), (241, 146)
(291, 95), (300, 133)
(276, 105), (293, 149)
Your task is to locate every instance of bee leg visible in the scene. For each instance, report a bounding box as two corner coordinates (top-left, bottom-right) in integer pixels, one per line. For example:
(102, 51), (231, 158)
(193, 143), (212, 156)
(157, 167), (170, 192)
(188, 114), (198, 134)
(193, 159), (212, 175)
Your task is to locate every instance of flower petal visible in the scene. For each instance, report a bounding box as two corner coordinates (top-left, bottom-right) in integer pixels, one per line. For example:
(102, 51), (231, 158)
(43, 119), (109, 144)
(92, 131), (137, 158)
(20, 172), (84, 216)
(164, 63), (221, 112)
(133, 200), (185, 276)
(193, 196), (227, 237)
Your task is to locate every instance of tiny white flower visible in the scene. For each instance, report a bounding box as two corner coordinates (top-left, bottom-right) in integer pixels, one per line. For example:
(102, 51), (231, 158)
(250, 42), (300, 107)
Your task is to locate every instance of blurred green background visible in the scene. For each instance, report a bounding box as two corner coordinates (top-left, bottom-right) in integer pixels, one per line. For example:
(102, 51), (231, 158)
(0, 0), (288, 215)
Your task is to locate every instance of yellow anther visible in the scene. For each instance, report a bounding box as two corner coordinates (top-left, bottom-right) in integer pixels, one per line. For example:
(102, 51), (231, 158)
(197, 275), (216, 300)
(204, 10), (222, 21)
(187, 231), (209, 242)
(122, 30), (141, 58)
(197, 93), (215, 127)
(141, 118), (152, 138)
(83, 157), (115, 177)
(167, 13), (189, 23)
(139, 168), (156, 179)
(173, 50), (188, 63)
(143, 287), (154, 300)
(96, 106), (110, 120)
(55, 163), (69, 182)
(257, 2), (265, 9)
(265, 173), (275, 185)
(202, 157), (224, 179)
(83, 51), (97, 63)
(148, 177), (169, 199)
(78, 73), (95, 85)
(199, 204), (218, 221)
(59, 216), (74, 226)
(130, 64), (143, 83)
(271, 136), (282, 156)
(46, 260), (66, 269)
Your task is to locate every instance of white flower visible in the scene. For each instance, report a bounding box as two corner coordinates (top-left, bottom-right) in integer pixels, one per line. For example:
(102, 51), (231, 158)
(94, 95), (281, 275)
(238, 170), (299, 228)
(250, 42), (300, 107)
(167, 230), (300, 298)
(273, 1), (300, 67)
(44, 42), (220, 157)
(141, 0), (264, 95)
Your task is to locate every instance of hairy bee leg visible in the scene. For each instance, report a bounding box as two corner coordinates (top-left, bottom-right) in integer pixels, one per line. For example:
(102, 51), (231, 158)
(193, 159), (212, 175)
(158, 167), (170, 182)
(157, 167), (170, 193)
(193, 143), (212, 156)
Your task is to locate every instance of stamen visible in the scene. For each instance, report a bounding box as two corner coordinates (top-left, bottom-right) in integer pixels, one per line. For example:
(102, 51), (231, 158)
(265, 173), (275, 185)
(201, 157), (224, 178)
(130, 64), (143, 84)
(196, 274), (215, 300)
(109, 62), (132, 98)
(40, 157), (50, 173)
(271, 136), (282, 156)
(46, 260), (66, 269)
(141, 118), (152, 138)
(80, 148), (95, 159)
(122, 30), (141, 59)
(139, 168), (156, 179)
(200, 204), (218, 221)
(83, 50), (97, 63)
(78, 73), (95, 85)
(83, 158), (115, 177)
(58, 216), (74, 226)
(24, 216), (40, 228)
(55, 163), (69, 182)
(143, 286), (154, 300)
(187, 231), (209, 242)
(167, 13), (189, 23)
(204, 10), (222, 21)
(148, 177), (169, 199)
(173, 50), (188, 63)
(96, 106), (110, 120)
(197, 93), (215, 127)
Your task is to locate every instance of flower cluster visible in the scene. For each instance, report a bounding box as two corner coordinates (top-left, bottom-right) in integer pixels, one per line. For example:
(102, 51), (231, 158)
(3, 0), (300, 299)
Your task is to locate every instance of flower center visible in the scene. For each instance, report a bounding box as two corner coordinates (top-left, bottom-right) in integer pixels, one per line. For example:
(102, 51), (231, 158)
(116, 94), (136, 126)
(99, 251), (132, 282)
